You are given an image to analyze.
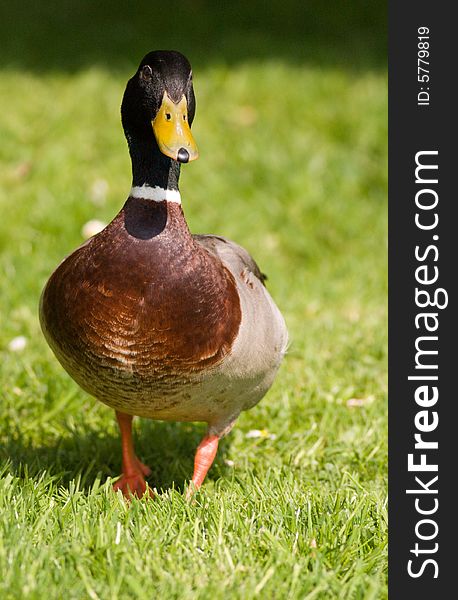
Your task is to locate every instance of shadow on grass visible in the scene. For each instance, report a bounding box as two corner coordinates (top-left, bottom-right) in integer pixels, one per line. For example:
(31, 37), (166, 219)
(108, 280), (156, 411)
(1, 1), (386, 73)
(1, 420), (231, 494)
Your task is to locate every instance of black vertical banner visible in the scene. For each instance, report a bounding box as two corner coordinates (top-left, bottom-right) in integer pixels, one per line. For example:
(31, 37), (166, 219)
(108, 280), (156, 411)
(389, 2), (455, 598)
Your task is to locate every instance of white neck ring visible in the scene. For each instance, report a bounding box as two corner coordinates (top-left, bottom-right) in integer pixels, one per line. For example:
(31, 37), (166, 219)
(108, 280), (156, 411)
(130, 185), (181, 204)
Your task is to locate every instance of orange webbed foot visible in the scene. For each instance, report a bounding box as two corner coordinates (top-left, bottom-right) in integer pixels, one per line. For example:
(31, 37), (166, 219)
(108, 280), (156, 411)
(113, 470), (153, 499)
(114, 411), (153, 499)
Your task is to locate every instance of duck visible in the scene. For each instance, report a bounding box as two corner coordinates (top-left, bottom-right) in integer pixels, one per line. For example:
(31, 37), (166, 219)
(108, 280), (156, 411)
(39, 50), (288, 499)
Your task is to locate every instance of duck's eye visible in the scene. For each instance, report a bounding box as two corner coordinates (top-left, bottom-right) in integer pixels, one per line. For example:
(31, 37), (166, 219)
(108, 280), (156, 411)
(183, 115), (186, 121)
(165, 113), (172, 121)
(140, 65), (152, 81)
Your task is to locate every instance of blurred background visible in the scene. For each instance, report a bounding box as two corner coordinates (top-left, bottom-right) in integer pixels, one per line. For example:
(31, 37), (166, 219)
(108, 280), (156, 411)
(0, 2), (387, 598)
(0, 1), (385, 70)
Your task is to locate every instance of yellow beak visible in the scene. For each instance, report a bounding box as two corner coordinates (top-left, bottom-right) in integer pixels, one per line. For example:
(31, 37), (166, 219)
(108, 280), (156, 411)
(152, 92), (199, 163)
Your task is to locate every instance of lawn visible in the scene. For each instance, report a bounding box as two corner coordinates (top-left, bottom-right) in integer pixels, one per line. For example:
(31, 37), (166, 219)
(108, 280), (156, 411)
(0, 3), (387, 598)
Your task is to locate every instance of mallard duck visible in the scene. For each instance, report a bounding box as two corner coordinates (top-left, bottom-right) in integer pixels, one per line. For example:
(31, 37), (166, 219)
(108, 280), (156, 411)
(40, 50), (288, 498)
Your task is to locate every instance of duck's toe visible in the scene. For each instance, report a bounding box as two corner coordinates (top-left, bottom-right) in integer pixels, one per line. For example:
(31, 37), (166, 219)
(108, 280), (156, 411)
(134, 457), (152, 477)
(113, 472), (153, 499)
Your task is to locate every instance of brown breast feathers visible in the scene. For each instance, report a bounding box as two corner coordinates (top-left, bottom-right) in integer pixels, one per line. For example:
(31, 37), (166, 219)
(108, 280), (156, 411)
(40, 199), (242, 386)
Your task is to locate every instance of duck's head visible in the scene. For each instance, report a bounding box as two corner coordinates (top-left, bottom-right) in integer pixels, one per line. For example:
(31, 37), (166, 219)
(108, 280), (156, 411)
(121, 50), (198, 164)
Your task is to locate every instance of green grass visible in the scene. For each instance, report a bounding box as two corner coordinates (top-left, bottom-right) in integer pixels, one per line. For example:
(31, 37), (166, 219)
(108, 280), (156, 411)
(0, 4), (387, 598)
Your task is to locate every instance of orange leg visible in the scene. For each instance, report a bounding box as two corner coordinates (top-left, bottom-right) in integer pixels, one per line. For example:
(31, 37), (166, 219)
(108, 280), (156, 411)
(186, 434), (219, 500)
(113, 411), (152, 498)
